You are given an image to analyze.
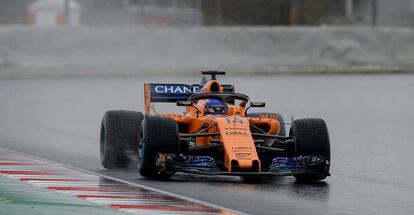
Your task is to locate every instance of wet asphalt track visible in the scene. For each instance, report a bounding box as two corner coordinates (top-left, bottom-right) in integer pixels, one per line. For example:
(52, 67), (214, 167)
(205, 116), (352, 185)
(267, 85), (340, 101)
(1, 74), (414, 215)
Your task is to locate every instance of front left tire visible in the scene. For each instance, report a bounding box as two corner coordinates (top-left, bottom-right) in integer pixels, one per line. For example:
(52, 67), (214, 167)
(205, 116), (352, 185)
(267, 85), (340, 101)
(138, 115), (179, 180)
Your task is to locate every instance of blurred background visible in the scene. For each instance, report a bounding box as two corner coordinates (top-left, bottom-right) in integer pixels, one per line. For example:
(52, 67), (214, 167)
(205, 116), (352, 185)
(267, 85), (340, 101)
(1, 0), (414, 27)
(0, 0), (414, 77)
(1, 2), (414, 214)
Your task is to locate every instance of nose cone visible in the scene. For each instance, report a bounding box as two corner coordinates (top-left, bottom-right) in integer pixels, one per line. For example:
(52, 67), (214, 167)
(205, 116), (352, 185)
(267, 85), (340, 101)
(216, 117), (261, 172)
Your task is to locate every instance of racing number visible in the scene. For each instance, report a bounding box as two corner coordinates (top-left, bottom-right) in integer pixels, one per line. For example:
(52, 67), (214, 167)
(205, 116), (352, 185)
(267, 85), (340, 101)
(226, 118), (243, 124)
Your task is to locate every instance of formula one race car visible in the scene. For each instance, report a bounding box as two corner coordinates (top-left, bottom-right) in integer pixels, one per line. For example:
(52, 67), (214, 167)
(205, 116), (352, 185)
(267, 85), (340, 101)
(100, 71), (330, 182)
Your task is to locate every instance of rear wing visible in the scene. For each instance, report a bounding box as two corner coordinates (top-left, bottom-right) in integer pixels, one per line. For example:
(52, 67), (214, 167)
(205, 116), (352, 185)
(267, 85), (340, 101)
(144, 83), (234, 114)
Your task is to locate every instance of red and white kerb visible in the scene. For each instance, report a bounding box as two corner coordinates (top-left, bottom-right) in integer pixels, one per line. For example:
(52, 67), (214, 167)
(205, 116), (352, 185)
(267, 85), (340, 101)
(0, 149), (237, 215)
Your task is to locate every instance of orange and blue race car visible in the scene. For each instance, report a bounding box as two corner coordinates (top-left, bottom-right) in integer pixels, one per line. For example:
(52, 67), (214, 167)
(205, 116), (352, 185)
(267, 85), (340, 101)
(100, 71), (330, 182)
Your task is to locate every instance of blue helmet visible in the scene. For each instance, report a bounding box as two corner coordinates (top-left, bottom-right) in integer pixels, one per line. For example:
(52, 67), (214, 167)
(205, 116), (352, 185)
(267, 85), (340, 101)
(205, 99), (225, 115)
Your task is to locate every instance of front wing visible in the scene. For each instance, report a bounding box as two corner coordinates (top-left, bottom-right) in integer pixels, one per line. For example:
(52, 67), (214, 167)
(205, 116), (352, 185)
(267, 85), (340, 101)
(171, 156), (328, 177)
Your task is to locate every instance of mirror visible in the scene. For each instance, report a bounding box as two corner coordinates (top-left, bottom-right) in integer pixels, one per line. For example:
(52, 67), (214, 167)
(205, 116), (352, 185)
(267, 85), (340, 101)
(176, 100), (192, 106)
(250, 102), (265, 108)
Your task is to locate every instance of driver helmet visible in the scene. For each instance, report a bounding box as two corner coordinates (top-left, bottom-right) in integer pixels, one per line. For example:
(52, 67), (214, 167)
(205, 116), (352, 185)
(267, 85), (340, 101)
(205, 99), (225, 115)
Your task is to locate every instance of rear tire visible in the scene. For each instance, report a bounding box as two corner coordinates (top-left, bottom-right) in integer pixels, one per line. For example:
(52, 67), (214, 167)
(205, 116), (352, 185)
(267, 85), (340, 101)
(100, 110), (144, 169)
(138, 115), (178, 180)
(290, 118), (330, 182)
(247, 112), (286, 136)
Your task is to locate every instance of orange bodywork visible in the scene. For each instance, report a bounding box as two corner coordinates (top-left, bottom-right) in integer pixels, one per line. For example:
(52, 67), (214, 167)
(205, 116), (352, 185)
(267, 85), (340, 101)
(144, 79), (281, 172)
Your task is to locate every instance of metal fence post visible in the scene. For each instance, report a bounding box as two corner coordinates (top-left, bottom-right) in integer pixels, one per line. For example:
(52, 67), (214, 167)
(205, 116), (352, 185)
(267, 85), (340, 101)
(289, 0), (299, 26)
(371, 0), (377, 26)
(345, 0), (354, 21)
(215, 0), (222, 25)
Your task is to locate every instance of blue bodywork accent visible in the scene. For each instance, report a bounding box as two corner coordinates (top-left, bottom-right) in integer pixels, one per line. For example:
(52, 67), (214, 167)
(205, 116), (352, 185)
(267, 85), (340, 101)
(187, 156), (217, 170)
(270, 156), (323, 173)
(174, 156), (218, 171)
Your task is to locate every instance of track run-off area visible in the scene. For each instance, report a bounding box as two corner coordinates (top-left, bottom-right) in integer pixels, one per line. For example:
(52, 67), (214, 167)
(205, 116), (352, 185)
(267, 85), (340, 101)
(1, 74), (414, 215)
(0, 148), (238, 215)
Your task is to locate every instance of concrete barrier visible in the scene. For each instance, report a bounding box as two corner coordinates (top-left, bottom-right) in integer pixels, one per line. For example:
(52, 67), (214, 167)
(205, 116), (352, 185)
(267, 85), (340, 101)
(1, 26), (414, 78)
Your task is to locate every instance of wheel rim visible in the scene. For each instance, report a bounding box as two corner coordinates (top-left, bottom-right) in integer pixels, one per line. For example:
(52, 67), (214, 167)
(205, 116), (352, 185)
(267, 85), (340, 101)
(100, 122), (106, 162)
(154, 153), (163, 174)
(137, 127), (144, 168)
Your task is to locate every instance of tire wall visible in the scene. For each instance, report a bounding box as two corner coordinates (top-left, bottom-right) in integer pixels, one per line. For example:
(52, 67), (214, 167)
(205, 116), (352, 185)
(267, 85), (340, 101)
(1, 26), (414, 78)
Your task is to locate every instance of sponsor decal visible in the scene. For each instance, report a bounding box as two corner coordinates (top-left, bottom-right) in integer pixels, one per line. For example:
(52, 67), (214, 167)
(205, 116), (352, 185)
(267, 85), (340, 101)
(192, 85), (201, 93)
(235, 153), (251, 158)
(231, 147), (252, 152)
(231, 146), (252, 150)
(150, 84), (201, 94)
(153, 85), (192, 94)
(224, 127), (249, 136)
(236, 157), (251, 160)
(225, 127), (247, 131)
(231, 146), (253, 153)
(225, 131), (248, 136)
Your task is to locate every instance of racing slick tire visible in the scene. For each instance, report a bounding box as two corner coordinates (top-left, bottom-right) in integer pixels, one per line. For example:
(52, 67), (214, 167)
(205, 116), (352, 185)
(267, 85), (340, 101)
(290, 118), (330, 182)
(247, 112), (286, 136)
(100, 110), (144, 169)
(138, 115), (179, 180)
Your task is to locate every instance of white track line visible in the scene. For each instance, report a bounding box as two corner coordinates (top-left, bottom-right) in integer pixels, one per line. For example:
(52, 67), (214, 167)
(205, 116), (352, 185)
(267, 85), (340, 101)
(0, 147), (246, 215)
